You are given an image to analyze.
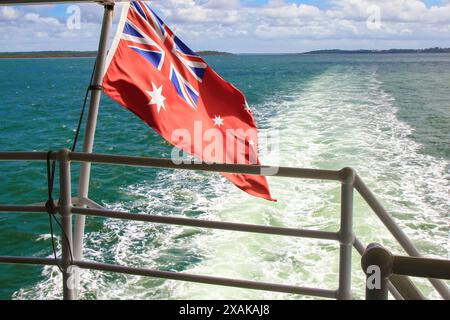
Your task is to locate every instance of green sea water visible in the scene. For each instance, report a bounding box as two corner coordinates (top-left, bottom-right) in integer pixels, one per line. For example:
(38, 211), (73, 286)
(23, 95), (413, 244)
(0, 54), (449, 299)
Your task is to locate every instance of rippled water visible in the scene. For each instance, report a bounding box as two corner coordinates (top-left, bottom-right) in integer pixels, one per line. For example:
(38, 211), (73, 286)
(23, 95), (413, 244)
(0, 54), (449, 299)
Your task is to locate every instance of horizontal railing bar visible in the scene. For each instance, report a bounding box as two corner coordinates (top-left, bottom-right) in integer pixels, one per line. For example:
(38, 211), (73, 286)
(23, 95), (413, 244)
(0, 151), (343, 180)
(354, 175), (450, 300)
(0, 255), (336, 298)
(0, 256), (59, 266)
(0, 205), (339, 241)
(69, 152), (343, 181)
(0, 205), (47, 213)
(393, 256), (450, 280)
(74, 260), (337, 299)
(0, 152), (54, 162)
(72, 207), (339, 241)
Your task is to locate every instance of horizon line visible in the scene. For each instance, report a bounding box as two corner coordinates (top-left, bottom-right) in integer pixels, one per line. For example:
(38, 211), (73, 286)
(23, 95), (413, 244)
(1, 47), (450, 55)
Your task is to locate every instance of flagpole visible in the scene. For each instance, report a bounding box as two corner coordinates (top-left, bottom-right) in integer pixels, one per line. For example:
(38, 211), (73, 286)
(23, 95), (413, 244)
(73, 3), (114, 298)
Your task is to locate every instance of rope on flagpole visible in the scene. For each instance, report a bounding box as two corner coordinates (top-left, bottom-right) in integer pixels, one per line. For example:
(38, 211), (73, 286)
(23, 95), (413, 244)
(71, 59), (99, 152)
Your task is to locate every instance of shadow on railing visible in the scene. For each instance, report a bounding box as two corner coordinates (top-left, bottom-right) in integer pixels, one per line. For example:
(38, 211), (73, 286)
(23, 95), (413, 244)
(0, 149), (448, 300)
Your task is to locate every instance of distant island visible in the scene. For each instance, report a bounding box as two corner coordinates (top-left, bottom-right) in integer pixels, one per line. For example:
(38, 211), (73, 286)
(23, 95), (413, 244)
(0, 50), (233, 59)
(303, 47), (450, 54)
(197, 51), (233, 56)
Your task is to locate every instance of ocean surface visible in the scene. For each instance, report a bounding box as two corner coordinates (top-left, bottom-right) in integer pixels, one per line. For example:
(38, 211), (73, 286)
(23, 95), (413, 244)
(0, 54), (449, 300)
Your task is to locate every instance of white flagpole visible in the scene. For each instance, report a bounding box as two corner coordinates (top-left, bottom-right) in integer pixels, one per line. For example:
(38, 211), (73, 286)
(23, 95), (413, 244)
(73, 3), (114, 298)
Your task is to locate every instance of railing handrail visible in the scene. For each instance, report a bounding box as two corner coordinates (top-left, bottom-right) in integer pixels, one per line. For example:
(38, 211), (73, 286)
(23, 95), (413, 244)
(0, 151), (343, 181)
(0, 149), (448, 300)
(0, 205), (340, 241)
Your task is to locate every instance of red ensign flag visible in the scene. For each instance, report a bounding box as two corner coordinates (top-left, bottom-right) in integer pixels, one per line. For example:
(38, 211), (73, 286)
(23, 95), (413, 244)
(102, 1), (274, 201)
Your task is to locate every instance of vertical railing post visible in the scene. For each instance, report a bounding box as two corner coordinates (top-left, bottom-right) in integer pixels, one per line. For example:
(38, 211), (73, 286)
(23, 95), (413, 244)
(337, 167), (355, 300)
(73, 3), (115, 299)
(362, 243), (393, 300)
(58, 149), (74, 300)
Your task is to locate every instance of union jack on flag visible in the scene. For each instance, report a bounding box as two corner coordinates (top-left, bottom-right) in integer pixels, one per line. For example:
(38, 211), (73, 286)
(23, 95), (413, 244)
(123, 1), (207, 109)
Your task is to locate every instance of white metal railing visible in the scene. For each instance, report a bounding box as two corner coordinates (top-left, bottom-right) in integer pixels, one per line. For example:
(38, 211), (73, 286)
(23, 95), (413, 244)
(362, 243), (450, 300)
(0, 149), (449, 300)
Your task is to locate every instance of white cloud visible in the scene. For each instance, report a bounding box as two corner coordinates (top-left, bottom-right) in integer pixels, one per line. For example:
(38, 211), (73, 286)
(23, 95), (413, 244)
(263, 2), (322, 19)
(0, 6), (20, 20)
(204, 0), (240, 10)
(0, 4), (101, 51)
(151, 0), (450, 43)
(1, 1), (450, 53)
(151, 0), (240, 24)
(23, 12), (61, 26)
(35, 31), (49, 38)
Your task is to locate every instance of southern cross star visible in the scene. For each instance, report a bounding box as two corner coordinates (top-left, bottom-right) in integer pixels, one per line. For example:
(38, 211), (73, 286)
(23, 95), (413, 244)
(147, 83), (166, 114)
(213, 115), (224, 127)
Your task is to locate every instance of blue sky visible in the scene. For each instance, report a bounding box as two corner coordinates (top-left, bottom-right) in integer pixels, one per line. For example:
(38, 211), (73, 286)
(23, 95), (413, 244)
(1, 0), (450, 53)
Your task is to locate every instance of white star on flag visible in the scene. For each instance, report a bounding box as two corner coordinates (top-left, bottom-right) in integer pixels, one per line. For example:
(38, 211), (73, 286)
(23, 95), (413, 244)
(147, 83), (166, 113)
(213, 115), (224, 127)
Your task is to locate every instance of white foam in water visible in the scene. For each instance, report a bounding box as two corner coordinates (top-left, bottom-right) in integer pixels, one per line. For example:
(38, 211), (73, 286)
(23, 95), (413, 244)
(14, 66), (449, 300)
